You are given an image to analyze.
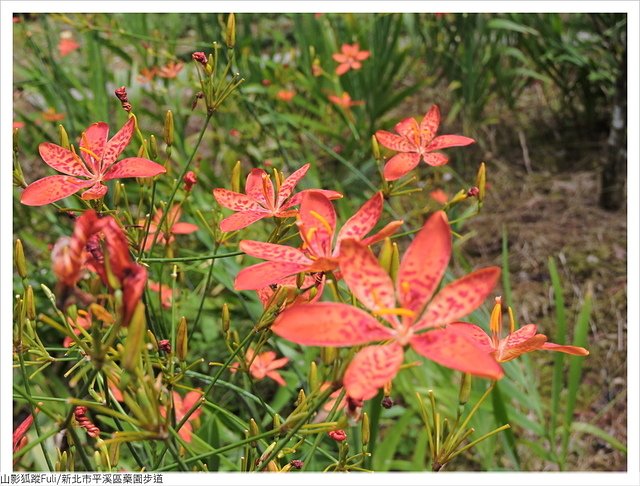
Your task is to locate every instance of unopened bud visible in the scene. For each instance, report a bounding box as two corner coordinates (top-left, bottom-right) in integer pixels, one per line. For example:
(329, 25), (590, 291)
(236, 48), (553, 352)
(378, 238), (393, 276)
(146, 330), (158, 351)
(114, 86), (128, 103)
(15, 239), (27, 278)
(13, 127), (20, 153)
(221, 303), (230, 332)
(273, 413), (282, 433)
(466, 186), (480, 198)
(122, 302), (146, 372)
(158, 339), (171, 353)
(328, 429), (347, 442)
(390, 242), (400, 282)
(448, 188), (468, 206)
(371, 134), (381, 160)
(163, 110), (174, 147)
(25, 286), (36, 320)
(459, 372), (471, 406)
(476, 162), (486, 204)
(249, 418), (259, 446)
(308, 361), (318, 391)
(149, 134), (158, 160)
(361, 412), (370, 446)
(295, 389), (306, 407)
(225, 13), (236, 49)
(176, 316), (188, 361)
(109, 441), (121, 467)
(58, 124), (70, 150)
(321, 346), (337, 366)
(231, 161), (242, 193)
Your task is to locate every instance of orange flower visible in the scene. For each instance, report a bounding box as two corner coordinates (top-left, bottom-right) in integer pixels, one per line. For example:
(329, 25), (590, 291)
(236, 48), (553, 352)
(429, 189), (449, 205)
(20, 118), (166, 206)
(332, 43), (370, 75)
(160, 390), (203, 443)
(137, 67), (158, 84)
(448, 297), (589, 362)
(64, 309), (92, 348)
(41, 107), (65, 122)
(231, 348), (289, 386)
(272, 211), (503, 401)
(235, 191), (402, 291)
(375, 105), (475, 181)
(149, 280), (174, 308)
(276, 90), (296, 102)
(13, 121), (25, 129)
(58, 37), (80, 56)
(328, 92), (364, 109)
(140, 205), (198, 251)
(213, 163), (341, 232)
(158, 61), (184, 79)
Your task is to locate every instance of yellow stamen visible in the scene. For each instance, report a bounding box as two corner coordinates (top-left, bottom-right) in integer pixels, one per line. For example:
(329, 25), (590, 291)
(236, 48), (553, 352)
(308, 210), (333, 235)
(372, 307), (416, 318)
(80, 146), (101, 163)
(305, 227), (318, 243)
(262, 174), (274, 208)
(489, 296), (503, 339)
(400, 280), (411, 295)
(273, 168), (283, 194)
(507, 306), (516, 334)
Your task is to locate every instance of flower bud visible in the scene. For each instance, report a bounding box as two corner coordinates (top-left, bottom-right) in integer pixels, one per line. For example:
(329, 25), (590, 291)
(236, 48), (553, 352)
(476, 162), (486, 205)
(15, 239), (27, 278)
(13, 127), (20, 154)
(183, 171), (197, 192)
(249, 418), (259, 447)
(321, 346), (336, 366)
(122, 302), (146, 372)
(192, 51), (208, 65)
(176, 316), (188, 361)
(466, 186), (480, 198)
(149, 134), (158, 160)
(231, 160), (242, 193)
(458, 372), (471, 406)
(295, 389), (306, 407)
(158, 339), (171, 353)
(225, 13), (236, 49)
(308, 361), (318, 391)
(58, 124), (70, 150)
(290, 459), (303, 469)
(361, 412), (370, 446)
(146, 330), (158, 351)
(273, 413), (282, 433)
(371, 134), (381, 160)
(378, 238), (393, 276)
(221, 303), (230, 333)
(25, 286), (36, 320)
(390, 242), (400, 282)
(328, 429), (347, 442)
(163, 110), (174, 147)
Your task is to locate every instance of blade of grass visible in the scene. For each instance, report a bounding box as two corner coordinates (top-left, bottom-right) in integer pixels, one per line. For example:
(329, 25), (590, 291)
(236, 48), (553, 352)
(548, 256), (567, 451)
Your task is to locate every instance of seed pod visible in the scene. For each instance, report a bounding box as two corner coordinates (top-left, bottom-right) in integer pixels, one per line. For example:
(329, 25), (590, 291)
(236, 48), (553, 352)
(58, 124), (70, 150)
(225, 13), (236, 49)
(163, 110), (174, 147)
(176, 316), (188, 362)
(15, 239), (27, 278)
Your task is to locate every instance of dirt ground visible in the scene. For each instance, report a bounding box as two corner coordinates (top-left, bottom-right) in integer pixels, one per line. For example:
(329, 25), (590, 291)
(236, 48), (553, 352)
(462, 144), (627, 470)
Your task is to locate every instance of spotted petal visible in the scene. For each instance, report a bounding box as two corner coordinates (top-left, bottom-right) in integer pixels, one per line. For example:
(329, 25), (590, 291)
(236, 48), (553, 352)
(339, 239), (396, 316)
(375, 130), (416, 152)
(276, 163), (310, 205)
(103, 157), (166, 180)
(219, 211), (269, 232)
(343, 343), (404, 401)
(245, 169), (270, 207)
(80, 122), (109, 172)
(39, 143), (93, 177)
(540, 342), (589, 356)
(446, 322), (494, 353)
(239, 240), (312, 265)
(422, 152), (449, 167)
(101, 118), (135, 172)
(335, 192), (383, 251)
(283, 189), (342, 210)
(411, 329), (503, 380)
(235, 261), (309, 291)
(273, 302), (393, 347)
(383, 152), (421, 181)
(397, 211), (451, 315)
(394, 117), (420, 144)
(297, 191), (336, 258)
(420, 105), (441, 140)
(213, 188), (264, 212)
(21, 175), (93, 206)
(426, 134), (475, 152)
(414, 267), (501, 331)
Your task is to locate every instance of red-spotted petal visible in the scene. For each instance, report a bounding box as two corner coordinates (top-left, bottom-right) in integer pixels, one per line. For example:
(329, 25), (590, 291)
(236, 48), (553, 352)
(297, 191), (336, 257)
(339, 239), (396, 315)
(101, 118), (135, 172)
(394, 117), (420, 143)
(235, 261), (309, 290)
(272, 302), (393, 347)
(422, 152), (449, 167)
(505, 324), (538, 347)
(420, 105), (441, 139)
(213, 188), (264, 212)
(447, 322), (494, 353)
(81, 183), (108, 200)
(426, 134), (475, 152)
(219, 211), (269, 232)
(497, 334), (548, 362)
(239, 240), (311, 264)
(283, 189), (342, 210)
(540, 342), (589, 356)
(21, 175), (93, 206)
(276, 163), (310, 205)
(335, 192), (383, 252)
(245, 168), (270, 207)
(39, 143), (93, 177)
(411, 329), (503, 380)
(80, 122), (109, 172)
(103, 157), (166, 180)
(375, 130), (416, 152)
(415, 267), (501, 330)
(383, 152), (421, 181)
(397, 211), (451, 315)
(171, 222), (198, 234)
(361, 220), (404, 246)
(343, 343), (404, 401)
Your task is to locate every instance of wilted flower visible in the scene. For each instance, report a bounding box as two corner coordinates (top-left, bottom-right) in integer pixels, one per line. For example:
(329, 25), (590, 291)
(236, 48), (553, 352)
(191, 51), (208, 65)
(183, 171), (197, 192)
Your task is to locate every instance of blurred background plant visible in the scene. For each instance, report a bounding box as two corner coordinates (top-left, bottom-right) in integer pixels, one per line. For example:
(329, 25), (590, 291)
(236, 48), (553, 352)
(13, 11), (627, 472)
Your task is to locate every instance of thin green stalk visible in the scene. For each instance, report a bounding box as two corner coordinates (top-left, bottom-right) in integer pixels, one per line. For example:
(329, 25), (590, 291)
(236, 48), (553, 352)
(548, 256), (567, 451)
(364, 389), (384, 469)
(141, 250), (243, 264)
(189, 242), (221, 340)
